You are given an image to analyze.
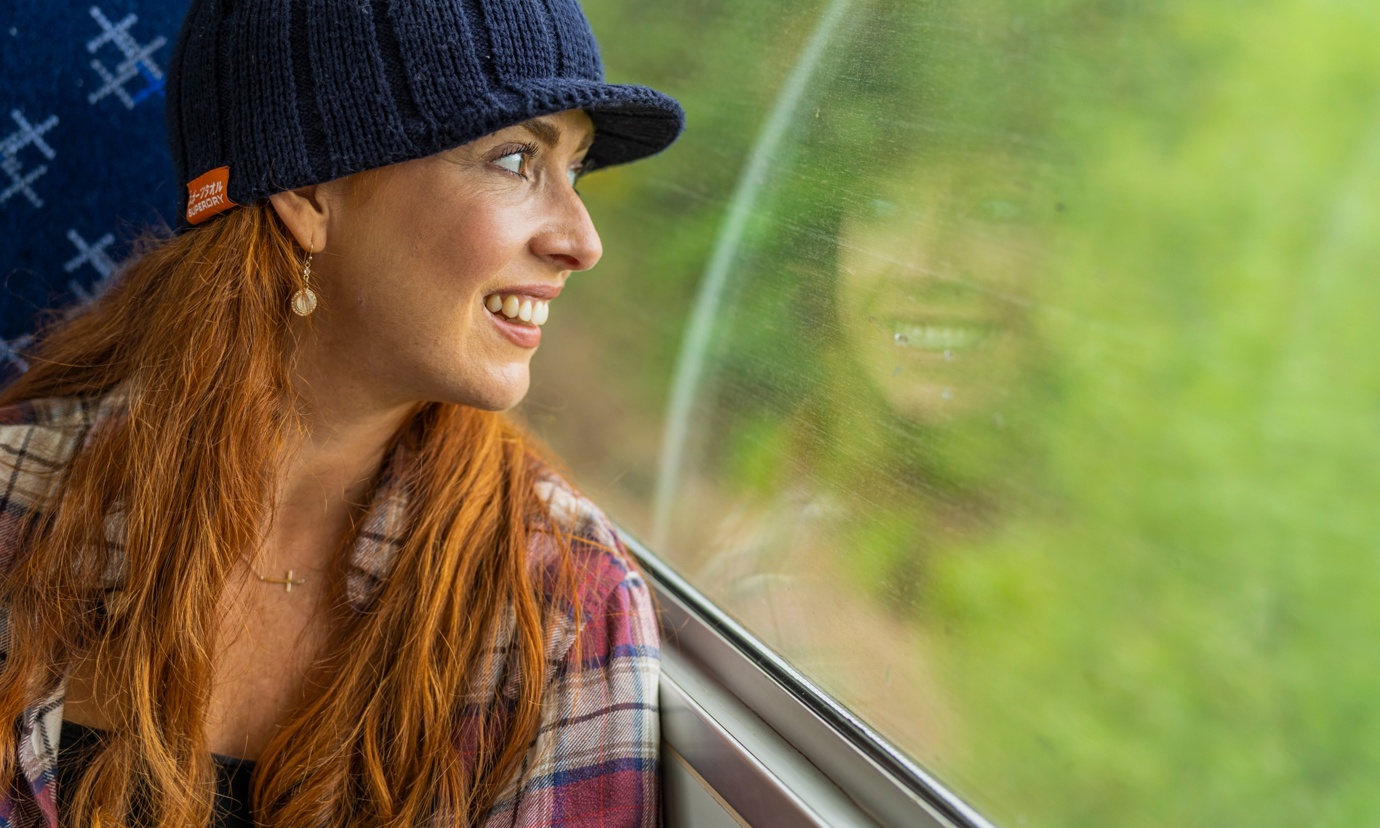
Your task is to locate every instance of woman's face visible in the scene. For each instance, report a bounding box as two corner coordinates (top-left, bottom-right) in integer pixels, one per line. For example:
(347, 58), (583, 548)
(305, 109), (601, 413)
(838, 160), (1037, 424)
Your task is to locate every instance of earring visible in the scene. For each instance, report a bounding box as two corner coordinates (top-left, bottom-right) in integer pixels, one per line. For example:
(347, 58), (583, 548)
(291, 246), (318, 316)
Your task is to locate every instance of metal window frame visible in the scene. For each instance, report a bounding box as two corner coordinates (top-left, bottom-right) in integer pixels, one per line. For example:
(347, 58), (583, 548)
(625, 531), (999, 828)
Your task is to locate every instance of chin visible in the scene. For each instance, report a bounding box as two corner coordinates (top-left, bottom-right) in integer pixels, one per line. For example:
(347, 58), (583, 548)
(441, 371), (531, 412)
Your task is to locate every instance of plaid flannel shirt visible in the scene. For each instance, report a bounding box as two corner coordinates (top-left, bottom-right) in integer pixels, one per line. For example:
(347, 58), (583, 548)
(0, 396), (660, 827)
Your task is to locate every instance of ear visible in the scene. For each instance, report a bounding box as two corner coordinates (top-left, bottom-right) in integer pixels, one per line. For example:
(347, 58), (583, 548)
(268, 186), (331, 253)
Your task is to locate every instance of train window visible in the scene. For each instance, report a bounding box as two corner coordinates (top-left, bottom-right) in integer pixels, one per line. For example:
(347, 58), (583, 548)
(523, 0), (1380, 826)
(4, 0), (1376, 825)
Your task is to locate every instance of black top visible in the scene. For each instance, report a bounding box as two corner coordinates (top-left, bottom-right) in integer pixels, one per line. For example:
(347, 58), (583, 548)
(55, 719), (256, 828)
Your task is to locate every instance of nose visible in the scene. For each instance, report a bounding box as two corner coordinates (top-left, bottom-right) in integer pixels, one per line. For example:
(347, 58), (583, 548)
(532, 186), (603, 273)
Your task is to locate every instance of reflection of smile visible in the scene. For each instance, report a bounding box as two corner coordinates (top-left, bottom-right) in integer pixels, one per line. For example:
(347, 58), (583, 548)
(892, 321), (990, 352)
(847, 269), (1020, 422)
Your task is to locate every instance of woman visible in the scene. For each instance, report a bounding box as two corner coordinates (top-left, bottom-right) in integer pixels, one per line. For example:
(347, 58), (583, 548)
(0, 0), (682, 825)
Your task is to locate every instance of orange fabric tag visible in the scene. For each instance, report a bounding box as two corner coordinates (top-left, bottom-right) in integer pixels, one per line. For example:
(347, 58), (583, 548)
(185, 166), (237, 225)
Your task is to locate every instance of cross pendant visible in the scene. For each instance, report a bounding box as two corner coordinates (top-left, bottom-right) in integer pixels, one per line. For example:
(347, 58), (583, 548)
(260, 569), (306, 593)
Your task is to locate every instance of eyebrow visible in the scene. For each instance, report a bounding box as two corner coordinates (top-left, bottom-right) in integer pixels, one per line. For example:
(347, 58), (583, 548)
(520, 118), (596, 153)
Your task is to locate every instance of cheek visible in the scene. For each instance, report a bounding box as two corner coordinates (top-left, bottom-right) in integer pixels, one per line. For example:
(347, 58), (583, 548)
(836, 264), (871, 332)
(403, 203), (527, 301)
(837, 241), (898, 324)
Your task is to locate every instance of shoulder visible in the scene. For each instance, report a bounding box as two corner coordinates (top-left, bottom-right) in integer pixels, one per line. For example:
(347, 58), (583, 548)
(531, 468), (653, 631)
(0, 395), (118, 508)
(0, 393), (99, 448)
(0, 395), (104, 659)
(481, 470), (662, 827)
(0, 396), (113, 559)
(526, 467), (660, 693)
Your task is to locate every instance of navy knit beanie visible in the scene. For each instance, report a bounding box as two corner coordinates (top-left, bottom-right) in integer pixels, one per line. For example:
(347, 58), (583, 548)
(167, 0), (684, 226)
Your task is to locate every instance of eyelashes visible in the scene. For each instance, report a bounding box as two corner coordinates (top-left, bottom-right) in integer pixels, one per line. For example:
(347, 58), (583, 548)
(492, 141), (541, 177)
(490, 141), (586, 191)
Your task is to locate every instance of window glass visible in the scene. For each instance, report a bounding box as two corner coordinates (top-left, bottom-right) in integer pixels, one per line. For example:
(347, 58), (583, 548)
(523, 1), (1380, 825)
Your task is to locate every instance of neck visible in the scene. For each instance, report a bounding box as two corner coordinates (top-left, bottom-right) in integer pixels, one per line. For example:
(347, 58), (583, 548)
(258, 375), (418, 581)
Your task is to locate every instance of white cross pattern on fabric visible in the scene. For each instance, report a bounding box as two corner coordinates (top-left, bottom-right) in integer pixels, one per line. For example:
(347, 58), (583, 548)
(0, 334), (33, 373)
(65, 228), (120, 303)
(85, 6), (168, 110)
(1, 109), (59, 209)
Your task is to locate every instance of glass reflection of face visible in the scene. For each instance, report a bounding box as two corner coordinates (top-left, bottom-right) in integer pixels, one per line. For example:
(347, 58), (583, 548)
(837, 160), (1036, 424)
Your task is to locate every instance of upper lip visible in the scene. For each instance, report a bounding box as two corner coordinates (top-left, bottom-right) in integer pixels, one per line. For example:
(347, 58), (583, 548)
(869, 307), (997, 330)
(486, 283), (564, 301)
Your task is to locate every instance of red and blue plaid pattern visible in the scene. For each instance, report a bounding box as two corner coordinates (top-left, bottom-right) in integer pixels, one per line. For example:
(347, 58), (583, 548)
(0, 396), (661, 827)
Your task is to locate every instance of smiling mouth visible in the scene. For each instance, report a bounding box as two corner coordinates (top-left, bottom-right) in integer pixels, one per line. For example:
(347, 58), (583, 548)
(484, 292), (551, 327)
(891, 321), (991, 351)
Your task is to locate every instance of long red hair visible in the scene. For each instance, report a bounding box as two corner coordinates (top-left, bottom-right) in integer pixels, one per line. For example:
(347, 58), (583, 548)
(0, 203), (572, 825)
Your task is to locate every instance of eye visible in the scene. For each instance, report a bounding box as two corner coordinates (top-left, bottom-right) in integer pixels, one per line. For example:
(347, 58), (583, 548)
(494, 151), (528, 176)
(977, 198), (1023, 222)
(490, 141), (539, 178)
(567, 165), (583, 189)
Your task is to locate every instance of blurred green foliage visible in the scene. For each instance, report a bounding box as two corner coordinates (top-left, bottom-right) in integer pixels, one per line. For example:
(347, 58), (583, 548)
(560, 0), (1380, 825)
(931, 2), (1380, 826)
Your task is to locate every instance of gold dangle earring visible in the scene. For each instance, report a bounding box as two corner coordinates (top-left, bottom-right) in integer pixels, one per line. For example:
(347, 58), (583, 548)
(291, 244), (318, 317)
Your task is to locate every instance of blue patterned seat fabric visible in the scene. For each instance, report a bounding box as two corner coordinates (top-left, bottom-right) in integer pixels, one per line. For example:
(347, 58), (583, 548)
(1, 0), (187, 381)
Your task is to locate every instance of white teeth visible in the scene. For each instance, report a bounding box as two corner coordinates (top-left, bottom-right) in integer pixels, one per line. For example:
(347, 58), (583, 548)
(486, 293), (552, 327)
(893, 324), (987, 351)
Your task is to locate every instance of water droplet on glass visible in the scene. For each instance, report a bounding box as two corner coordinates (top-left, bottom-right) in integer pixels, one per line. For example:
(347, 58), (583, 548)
(893, 333), (909, 346)
(941, 387), (953, 400)
(943, 349), (954, 362)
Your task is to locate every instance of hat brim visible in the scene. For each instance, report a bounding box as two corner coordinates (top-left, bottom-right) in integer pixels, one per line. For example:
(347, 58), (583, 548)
(177, 78), (686, 229)
(484, 79), (685, 171)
